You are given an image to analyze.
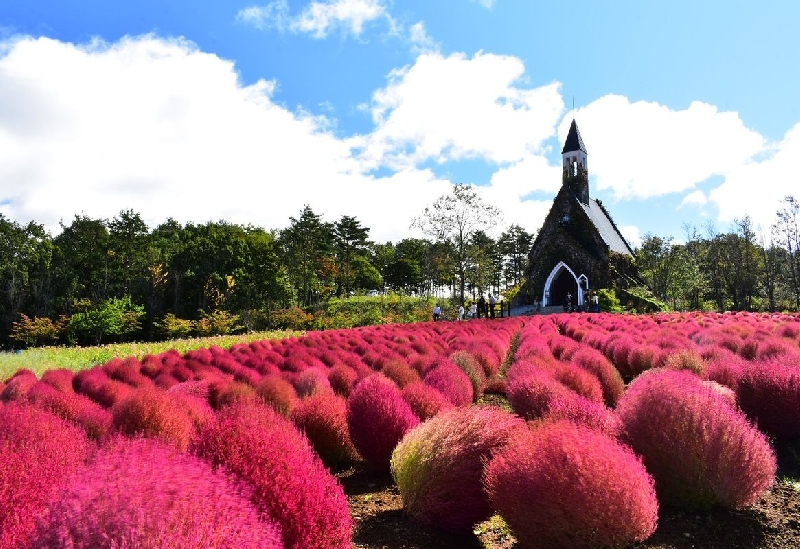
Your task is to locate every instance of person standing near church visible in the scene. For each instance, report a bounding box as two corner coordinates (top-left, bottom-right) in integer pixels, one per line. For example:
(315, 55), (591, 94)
(458, 303), (465, 320)
(469, 302), (477, 319)
(477, 295), (486, 318)
(488, 294), (496, 319)
(433, 303), (441, 321)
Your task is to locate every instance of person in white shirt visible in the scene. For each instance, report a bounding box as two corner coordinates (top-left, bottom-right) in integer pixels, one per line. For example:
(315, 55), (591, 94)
(469, 302), (477, 319)
(458, 304), (465, 320)
(433, 304), (442, 321)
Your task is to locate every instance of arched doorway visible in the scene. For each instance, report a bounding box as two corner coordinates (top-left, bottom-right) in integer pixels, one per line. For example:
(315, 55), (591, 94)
(543, 262), (580, 309)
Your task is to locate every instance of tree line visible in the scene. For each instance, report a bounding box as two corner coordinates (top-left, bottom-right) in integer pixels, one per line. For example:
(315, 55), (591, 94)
(0, 185), (533, 347)
(636, 196), (800, 313)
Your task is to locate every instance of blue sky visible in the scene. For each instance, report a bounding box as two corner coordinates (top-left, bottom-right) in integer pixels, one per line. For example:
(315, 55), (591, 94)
(2, 0), (799, 247)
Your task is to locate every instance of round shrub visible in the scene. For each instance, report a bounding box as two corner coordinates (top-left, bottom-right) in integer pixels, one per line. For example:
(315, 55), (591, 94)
(346, 374), (420, 472)
(111, 386), (196, 450)
(328, 364), (358, 396)
(662, 349), (706, 375)
(40, 368), (75, 392)
(0, 403), (92, 549)
(32, 437), (283, 548)
(552, 362), (604, 403)
(292, 392), (361, 468)
(569, 347), (625, 407)
(256, 373), (299, 416)
(294, 367), (333, 397)
(391, 406), (525, 533)
(401, 381), (454, 421)
(26, 382), (112, 440)
(210, 380), (258, 410)
(505, 368), (574, 421)
(381, 358), (421, 388)
(193, 402), (352, 549)
(423, 362), (473, 407)
(484, 421), (658, 549)
(450, 350), (487, 400)
(738, 358), (800, 438)
(543, 393), (622, 438)
(0, 369), (37, 402)
(618, 369), (776, 510)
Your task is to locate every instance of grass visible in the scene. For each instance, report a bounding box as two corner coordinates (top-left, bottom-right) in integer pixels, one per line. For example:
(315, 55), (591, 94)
(0, 330), (302, 380)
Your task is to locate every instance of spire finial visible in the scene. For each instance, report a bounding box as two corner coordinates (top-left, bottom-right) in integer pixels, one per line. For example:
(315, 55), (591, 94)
(572, 96), (575, 118)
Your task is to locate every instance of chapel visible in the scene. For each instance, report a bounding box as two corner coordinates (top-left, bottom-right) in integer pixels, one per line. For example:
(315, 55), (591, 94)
(521, 119), (639, 309)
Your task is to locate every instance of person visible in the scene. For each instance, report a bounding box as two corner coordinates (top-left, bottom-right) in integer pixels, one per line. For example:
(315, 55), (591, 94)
(477, 295), (486, 318)
(564, 292), (572, 313)
(592, 293), (600, 313)
(488, 294), (496, 319)
(458, 303), (465, 321)
(433, 303), (441, 321)
(469, 302), (477, 319)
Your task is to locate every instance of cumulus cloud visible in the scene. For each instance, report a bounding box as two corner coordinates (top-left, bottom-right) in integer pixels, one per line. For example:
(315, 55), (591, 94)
(408, 22), (438, 54)
(564, 95), (766, 199)
(680, 190), (708, 208)
(237, 0), (391, 38)
(360, 51), (564, 170)
(0, 34), (450, 242)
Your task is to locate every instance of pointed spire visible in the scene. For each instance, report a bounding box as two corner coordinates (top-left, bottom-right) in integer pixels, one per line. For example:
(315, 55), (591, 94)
(561, 119), (587, 154)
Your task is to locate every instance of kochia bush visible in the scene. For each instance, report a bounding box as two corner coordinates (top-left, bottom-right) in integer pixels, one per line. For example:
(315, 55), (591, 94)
(256, 373), (299, 416)
(193, 402), (352, 549)
(0, 403), (92, 549)
(738, 358), (800, 438)
(111, 386), (197, 451)
(484, 420), (658, 549)
(31, 437), (283, 548)
(346, 374), (420, 472)
(390, 406), (525, 533)
(401, 381), (454, 421)
(292, 392), (361, 469)
(617, 369), (776, 510)
(422, 362), (473, 407)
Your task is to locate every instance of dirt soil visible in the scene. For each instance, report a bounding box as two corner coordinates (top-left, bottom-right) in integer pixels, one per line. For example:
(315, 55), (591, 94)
(338, 438), (800, 549)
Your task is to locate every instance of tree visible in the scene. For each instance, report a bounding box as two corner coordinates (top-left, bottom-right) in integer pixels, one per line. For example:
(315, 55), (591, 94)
(497, 224), (533, 288)
(279, 206), (335, 307)
(411, 183), (501, 304)
(774, 196), (800, 309)
(333, 215), (371, 296)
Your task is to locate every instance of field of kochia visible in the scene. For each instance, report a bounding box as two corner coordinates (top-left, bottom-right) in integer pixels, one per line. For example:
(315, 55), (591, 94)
(1, 311), (799, 548)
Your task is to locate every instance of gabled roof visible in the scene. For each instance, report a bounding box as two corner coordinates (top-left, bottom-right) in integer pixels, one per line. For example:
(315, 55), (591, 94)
(578, 199), (633, 256)
(561, 119), (587, 154)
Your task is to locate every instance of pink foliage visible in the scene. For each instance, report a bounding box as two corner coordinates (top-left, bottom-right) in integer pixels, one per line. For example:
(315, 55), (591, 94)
(328, 364), (358, 396)
(618, 369), (776, 510)
(484, 421), (658, 549)
(32, 437), (283, 548)
(292, 392), (361, 468)
(543, 394), (622, 438)
(505, 368), (573, 421)
(552, 362), (604, 403)
(390, 406), (525, 533)
(73, 368), (133, 408)
(256, 373), (299, 416)
(381, 358), (421, 388)
(346, 374), (420, 472)
(103, 356), (152, 388)
(738, 359), (800, 438)
(40, 368), (75, 392)
(209, 380), (258, 410)
(111, 387), (197, 451)
(0, 404), (92, 549)
(294, 367), (333, 397)
(193, 402), (353, 549)
(449, 350), (487, 400)
(422, 362), (473, 407)
(0, 369), (37, 402)
(401, 381), (454, 421)
(25, 382), (112, 440)
(569, 347), (625, 407)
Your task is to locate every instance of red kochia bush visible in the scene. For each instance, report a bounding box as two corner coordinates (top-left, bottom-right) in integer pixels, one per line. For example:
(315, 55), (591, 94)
(505, 368), (574, 420)
(390, 406), (525, 533)
(0, 369), (37, 402)
(256, 373), (299, 416)
(294, 367), (333, 397)
(569, 347), (625, 407)
(193, 402), (352, 549)
(292, 392), (361, 468)
(423, 362), (473, 407)
(618, 369), (776, 510)
(328, 363), (358, 396)
(32, 437), (283, 548)
(401, 381), (454, 421)
(111, 386), (196, 451)
(738, 358), (800, 438)
(346, 375), (420, 472)
(484, 421), (658, 549)
(26, 382), (112, 440)
(0, 404), (93, 549)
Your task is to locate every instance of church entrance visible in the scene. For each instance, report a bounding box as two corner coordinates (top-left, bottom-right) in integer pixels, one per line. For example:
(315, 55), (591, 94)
(544, 262), (580, 310)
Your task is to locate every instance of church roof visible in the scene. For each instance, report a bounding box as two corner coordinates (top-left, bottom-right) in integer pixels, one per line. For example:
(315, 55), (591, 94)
(561, 119), (587, 154)
(578, 199), (633, 256)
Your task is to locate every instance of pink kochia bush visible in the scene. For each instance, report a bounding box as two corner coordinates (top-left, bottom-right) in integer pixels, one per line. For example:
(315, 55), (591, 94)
(390, 406), (525, 533)
(32, 437), (283, 548)
(484, 421), (659, 549)
(737, 358), (800, 438)
(111, 386), (197, 451)
(401, 381), (454, 421)
(292, 392), (361, 468)
(193, 402), (352, 549)
(346, 374), (420, 472)
(0, 403), (93, 549)
(422, 361), (473, 406)
(617, 369), (776, 510)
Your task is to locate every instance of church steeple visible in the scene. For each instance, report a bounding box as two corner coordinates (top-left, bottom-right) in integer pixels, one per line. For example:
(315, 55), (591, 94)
(561, 119), (589, 204)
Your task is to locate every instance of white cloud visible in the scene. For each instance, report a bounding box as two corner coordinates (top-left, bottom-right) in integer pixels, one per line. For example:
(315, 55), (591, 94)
(565, 95), (765, 199)
(473, 0), (497, 8)
(680, 190), (708, 207)
(408, 22), (438, 54)
(0, 34), (449, 243)
(360, 51), (564, 170)
(237, 0), (391, 39)
(619, 225), (642, 249)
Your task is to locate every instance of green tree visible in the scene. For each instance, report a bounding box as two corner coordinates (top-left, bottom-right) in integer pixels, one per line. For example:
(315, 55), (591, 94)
(411, 183), (501, 304)
(66, 295), (145, 345)
(279, 206), (335, 307)
(497, 224), (533, 288)
(333, 215), (371, 296)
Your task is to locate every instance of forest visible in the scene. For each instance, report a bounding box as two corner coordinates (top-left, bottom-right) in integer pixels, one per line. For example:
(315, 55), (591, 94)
(0, 191), (797, 349)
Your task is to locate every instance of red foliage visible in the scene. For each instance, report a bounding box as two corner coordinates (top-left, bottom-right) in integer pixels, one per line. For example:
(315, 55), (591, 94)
(484, 421), (659, 549)
(505, 368), (573, 421)
(618, 369), (776, 510)
(346, 374), (420, 472)
(294, 367), (334, 397)
(25, 381), (112, 440)
(292, 392), (361, 468)
(422, 362), (473, 407)
(256, 373), (300, 416)
(193, 402), (352, 549)
(0, 369), (37, 402)
(552, 362), (604, 403)
(210, 380), (258, 410)
(543, 394), (622, 438)
(0, 404), (92, 549)
(328, 364), (358, 396)
(103, 356), (152, 388)
(73, 368), (134, 408)
(111, 386), (197, 451)
(569, 347), (625, 407)
(401, 381), (454, 421)
(33, 437), (283, 548)
(381, 358), (421, 388)
(738, 358), (800, 438)
(449, 350), (487, 400)
(391, 406), (525, 533)
(40, 368), (75, 392)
